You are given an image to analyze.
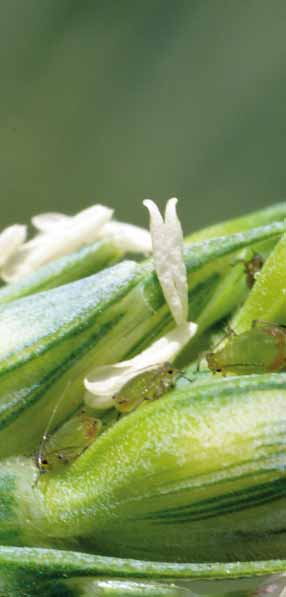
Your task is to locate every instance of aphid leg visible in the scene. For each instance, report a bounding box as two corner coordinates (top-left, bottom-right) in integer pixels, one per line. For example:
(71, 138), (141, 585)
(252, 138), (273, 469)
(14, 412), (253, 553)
(56, 446), (86, 463)
(212, 324), (236, 352)
(230, 250), (255, 271)
(230, 256), (246, 269)
(181, 374), (194, 383)
(252, 320), (286, 335)
(196, 351), (208, 372)
(223, 323), (236, 338)
(231, 252), (263, 289)
(33, 468), (41, 487)
(33, 381), (77, 487)
(252, 319), (271, 329)
(177, 371), (194, 383)
(32, 456), (49, 487)
(32, 472), (41, 488)
(200, 324), (235, 372)
(252, 319), (279, 329)
(156, 376), (168, 398)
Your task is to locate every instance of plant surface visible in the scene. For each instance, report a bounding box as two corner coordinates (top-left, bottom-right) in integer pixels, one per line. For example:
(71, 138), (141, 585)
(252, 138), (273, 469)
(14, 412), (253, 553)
(0, 202), (286, 595)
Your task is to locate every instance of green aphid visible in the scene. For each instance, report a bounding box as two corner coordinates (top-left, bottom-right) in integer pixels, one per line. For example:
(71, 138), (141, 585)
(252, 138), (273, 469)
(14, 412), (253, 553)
(207, 320), (286, 375)
(113, 363), (183, 414)
(36, 408), (102, 475)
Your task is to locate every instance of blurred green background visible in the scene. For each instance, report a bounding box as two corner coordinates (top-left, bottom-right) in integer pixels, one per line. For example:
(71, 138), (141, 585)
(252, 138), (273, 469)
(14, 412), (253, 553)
(1, 0), (286, 234)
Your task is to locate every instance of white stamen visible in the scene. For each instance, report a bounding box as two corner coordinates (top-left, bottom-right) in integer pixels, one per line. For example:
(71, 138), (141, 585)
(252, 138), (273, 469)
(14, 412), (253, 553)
(84, 322), (197, 409)
(31, 212), (71, 233)
(143, 198), (188, 325)
(1, 206), (152, 282)
(0, 225), (27, 268)
(97, 221), (152, 254)
(33, 215), (151, 254)
(1, 205), (113, 282)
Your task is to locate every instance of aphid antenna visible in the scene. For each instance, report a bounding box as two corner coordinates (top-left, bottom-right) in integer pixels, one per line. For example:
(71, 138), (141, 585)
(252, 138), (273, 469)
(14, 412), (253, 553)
(40, 380), (71, 449)
(52, 445), (88, 463)
(230, 248), (251, 267)
(210, 323), (236, 352)
(34, 380), (72, 481)
(231, 248), (257, 267)
(178, 371), (194, 383)
(211, 327), (232, 351)
(197, 323), (237, 373)
(197, 334), (226, 372)
(141, 363), (167, 373)
(252, 319), (286, 330)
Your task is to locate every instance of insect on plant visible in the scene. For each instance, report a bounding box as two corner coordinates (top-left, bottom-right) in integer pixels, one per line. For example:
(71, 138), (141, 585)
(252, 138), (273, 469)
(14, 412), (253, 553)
(206, 320), (286, 375)
(35, 383), (102, 477)
(113, 362), (191, 414)
(244, 253), (264, 289)
(237, 252), (264, 289)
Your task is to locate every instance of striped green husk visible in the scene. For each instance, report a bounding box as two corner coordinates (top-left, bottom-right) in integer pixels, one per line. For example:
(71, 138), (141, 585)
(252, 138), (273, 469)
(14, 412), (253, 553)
(0, 239), (123, 305)
(1, 544), (286, 579)
(186, 200), (286, 242)
(1, 546), (285, 597)
(1, 206), (286, 592)
(1, 373), (286, 564)
(0, 221), (283, 458)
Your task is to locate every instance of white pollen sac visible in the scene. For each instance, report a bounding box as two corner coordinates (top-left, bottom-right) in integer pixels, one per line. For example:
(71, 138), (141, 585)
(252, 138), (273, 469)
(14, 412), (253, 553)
(0, 224), (27, 269)
(84, 321), (197, 410)
(143, 198), (189, 325)
(96, 221), (152, 254)
(1, 205), (152, 283)
(32, 213), (152, 253)
(1, 205), (113, 282)
(31, 212), (71, 233)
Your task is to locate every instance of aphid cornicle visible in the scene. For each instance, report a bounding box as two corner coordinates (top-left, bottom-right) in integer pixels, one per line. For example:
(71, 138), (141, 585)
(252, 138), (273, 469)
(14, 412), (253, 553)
(206, 320), (286, 376)
(113, 362), (182, 414)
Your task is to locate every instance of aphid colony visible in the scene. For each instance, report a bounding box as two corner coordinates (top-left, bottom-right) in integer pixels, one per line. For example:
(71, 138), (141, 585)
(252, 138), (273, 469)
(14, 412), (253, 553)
(35, 363), (184, 476)
(35, 252), (268, 477)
